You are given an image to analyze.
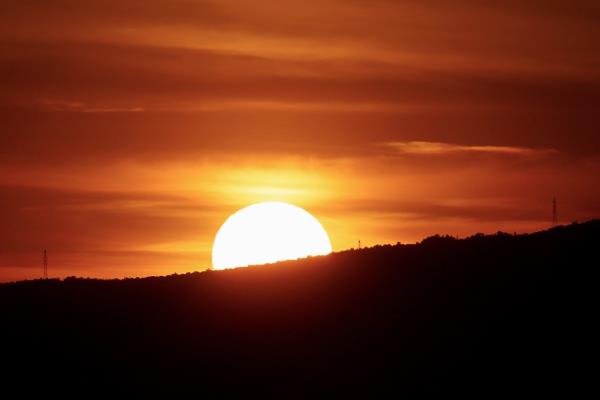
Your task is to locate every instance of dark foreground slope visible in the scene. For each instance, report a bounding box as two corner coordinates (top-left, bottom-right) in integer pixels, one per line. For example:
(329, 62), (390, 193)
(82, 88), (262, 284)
(1, 221), (597, 395)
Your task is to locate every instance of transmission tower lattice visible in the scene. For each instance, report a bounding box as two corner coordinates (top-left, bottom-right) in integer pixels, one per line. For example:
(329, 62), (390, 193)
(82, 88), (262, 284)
(43, 249), (48, 279)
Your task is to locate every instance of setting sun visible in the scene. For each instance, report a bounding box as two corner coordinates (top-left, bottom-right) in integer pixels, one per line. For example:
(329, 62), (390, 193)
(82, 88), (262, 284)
(212, 202), (332, 270)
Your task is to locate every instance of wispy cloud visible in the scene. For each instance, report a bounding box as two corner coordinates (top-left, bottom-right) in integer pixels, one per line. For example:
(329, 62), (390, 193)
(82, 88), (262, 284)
(39, 100), (144, 113)
(382, 141), (558, 157)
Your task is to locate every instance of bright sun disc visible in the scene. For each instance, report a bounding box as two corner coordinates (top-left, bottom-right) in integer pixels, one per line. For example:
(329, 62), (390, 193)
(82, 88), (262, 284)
(212, 202), (332, 270)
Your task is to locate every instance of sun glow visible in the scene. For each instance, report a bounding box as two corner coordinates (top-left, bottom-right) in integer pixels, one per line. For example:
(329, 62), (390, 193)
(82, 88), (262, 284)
(212, 202), (332, 270)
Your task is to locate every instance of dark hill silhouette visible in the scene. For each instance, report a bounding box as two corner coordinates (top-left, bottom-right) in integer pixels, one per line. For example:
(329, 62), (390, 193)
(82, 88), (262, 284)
(1, 221), (597, 396)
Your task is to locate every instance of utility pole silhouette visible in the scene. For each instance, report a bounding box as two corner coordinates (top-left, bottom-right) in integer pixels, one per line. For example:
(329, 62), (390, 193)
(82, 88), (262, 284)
(43, 249), (48, 279)
(552, 197), (558, 227)
(358, 240), (361, 250)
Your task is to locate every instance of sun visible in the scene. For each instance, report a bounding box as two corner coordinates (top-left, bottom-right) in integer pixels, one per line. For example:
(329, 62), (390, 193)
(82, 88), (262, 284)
(212, 202), (332, 270)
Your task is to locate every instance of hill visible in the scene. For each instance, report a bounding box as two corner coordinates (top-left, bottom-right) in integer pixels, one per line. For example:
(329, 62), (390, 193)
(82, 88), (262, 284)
(1, 221), (597, 395)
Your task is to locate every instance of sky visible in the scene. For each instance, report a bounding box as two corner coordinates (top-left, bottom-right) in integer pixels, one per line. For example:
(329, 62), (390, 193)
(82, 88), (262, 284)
(1, 0), (599, 281)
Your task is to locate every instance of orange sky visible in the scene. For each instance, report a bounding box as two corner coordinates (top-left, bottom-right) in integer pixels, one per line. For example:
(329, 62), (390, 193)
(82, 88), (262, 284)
(1, 0), (599, 281)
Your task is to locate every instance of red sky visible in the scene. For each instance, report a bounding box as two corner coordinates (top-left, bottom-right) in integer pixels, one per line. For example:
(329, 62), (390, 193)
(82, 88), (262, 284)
(1, 0), (599, 281)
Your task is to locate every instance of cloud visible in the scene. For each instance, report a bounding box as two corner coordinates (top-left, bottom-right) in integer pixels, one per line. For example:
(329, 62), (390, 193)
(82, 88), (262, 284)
(1, 36), (597, 158)
(382, 141), (558, 157)
(320, 198), (550, 223)
(39, 100), (145, 113)
(0, 184), (215, 254)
